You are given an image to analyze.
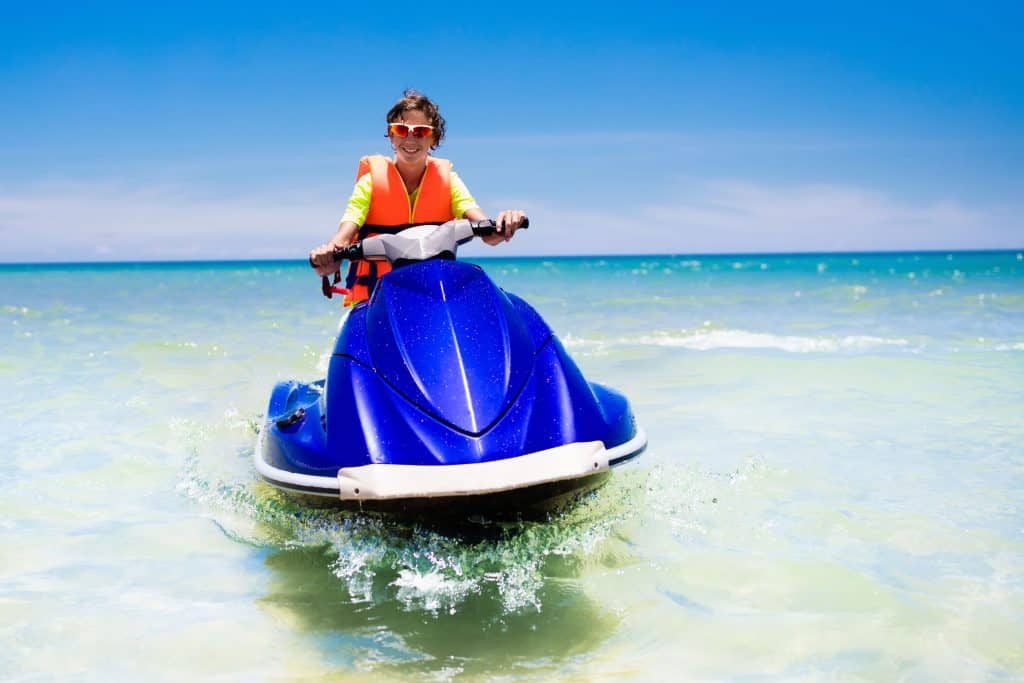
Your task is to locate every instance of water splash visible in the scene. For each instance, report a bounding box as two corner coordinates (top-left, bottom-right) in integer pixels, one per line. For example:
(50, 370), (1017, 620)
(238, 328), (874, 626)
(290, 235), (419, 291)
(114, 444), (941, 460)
(176, 414), (654, 615)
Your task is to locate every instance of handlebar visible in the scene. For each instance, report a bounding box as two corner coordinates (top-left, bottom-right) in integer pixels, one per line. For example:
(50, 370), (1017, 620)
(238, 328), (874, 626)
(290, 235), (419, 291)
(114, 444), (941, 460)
(312, 217), (528, 299)
(327, 217), (529, 264)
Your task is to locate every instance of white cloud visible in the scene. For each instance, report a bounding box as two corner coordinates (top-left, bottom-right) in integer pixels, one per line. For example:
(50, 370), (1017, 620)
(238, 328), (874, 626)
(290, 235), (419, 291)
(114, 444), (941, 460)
(643, 180), (1003, 253)
(465, 180), (1018, 256)
(0, 178), (1018, 262)
(0, 180), (341, 262)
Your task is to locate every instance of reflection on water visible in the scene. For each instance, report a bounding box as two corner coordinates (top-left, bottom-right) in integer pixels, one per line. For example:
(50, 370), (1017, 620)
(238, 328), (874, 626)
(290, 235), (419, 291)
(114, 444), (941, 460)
(260, 545), (620, 678)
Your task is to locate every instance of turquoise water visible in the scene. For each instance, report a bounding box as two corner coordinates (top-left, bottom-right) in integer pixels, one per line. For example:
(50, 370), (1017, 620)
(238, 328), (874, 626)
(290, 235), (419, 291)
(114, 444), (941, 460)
(2, 251), (1023, 680)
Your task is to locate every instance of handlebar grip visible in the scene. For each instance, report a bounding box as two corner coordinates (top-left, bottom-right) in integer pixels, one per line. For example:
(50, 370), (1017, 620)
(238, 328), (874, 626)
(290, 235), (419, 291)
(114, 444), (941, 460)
(470, 217), (530, 236)
(308, 243), (363, 271)
(331, 243), (364, 262)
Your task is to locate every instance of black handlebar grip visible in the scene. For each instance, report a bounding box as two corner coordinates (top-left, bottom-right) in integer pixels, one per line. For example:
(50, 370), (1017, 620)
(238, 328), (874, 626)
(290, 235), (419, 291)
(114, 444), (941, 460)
(309, 243), (363, 270)
(471, 216), (530, 236)
(331, 243), (364, 262)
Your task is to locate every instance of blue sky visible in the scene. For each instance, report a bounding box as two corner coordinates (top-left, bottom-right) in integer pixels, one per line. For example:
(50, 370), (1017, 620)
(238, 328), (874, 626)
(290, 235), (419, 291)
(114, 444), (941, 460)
(1, 1), (1021, 261)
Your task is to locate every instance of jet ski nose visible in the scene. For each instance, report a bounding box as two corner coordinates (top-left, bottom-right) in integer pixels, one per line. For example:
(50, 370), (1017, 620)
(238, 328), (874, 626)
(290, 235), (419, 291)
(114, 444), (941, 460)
(366, 261), (536, 434)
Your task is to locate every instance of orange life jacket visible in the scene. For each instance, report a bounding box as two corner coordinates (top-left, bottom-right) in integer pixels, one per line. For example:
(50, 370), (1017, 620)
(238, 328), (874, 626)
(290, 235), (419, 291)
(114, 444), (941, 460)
(343, 155), (454, 306)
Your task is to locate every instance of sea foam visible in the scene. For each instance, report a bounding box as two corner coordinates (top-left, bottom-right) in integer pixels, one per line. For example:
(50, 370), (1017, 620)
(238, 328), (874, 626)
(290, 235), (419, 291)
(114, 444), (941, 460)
(563, 329), (910, 354)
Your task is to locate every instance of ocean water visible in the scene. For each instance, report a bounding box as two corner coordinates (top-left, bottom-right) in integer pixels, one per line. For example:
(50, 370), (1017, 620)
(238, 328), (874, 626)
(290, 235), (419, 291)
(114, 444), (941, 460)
(2, 250), (1023, 680)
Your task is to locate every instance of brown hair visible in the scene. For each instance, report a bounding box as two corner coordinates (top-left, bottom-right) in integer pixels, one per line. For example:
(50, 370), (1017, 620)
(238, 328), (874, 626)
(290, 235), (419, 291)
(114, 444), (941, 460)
(386, 89), (446, 149)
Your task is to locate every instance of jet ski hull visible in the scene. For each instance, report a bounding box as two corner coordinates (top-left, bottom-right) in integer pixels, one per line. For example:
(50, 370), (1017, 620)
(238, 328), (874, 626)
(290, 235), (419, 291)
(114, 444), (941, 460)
(256, 259), (646, 514)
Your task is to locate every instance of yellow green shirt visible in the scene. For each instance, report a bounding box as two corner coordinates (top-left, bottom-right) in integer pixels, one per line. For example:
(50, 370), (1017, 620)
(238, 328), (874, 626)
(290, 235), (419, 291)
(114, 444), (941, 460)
(340, 166), (480, 226)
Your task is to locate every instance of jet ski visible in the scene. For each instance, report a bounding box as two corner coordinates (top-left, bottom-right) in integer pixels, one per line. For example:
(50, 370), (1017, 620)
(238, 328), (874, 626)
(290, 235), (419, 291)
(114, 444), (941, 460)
(254, 219), (646, 514)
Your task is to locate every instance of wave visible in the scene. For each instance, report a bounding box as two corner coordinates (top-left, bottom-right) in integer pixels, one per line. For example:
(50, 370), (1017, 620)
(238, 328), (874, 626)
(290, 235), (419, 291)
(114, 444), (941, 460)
(562, 329), (911, 354)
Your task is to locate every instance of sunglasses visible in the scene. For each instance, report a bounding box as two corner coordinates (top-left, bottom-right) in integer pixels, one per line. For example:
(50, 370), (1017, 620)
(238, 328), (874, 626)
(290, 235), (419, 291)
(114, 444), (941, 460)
(388, 123), (434, 139)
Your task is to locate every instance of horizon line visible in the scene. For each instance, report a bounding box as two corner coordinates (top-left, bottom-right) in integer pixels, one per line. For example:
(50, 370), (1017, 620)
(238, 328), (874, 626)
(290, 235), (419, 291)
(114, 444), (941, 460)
(2, 247), (1022, 269)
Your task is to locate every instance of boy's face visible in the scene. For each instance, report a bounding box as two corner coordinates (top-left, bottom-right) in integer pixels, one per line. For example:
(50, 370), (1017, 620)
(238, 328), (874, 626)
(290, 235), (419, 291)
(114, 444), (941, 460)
(390, 109), (433, 166)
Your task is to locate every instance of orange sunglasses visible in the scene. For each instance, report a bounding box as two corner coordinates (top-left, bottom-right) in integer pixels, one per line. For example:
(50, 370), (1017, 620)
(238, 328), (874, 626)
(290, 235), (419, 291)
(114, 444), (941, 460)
(388, 123), (434, 139)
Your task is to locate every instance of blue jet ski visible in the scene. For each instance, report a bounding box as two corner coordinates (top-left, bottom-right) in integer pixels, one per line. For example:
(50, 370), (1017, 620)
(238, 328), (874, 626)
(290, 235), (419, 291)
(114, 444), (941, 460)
(255, 219), (646, 514)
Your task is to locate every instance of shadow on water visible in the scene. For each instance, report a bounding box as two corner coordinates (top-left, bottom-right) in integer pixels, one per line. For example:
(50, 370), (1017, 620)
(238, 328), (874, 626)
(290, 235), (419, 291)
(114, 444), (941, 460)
(258, 543), (621, 679)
